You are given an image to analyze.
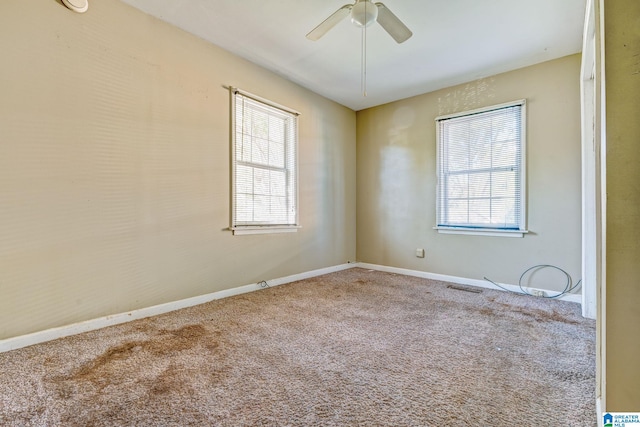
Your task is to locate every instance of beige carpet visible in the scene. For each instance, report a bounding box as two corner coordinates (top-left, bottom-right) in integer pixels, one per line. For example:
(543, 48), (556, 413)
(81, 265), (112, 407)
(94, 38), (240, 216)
(0, 268), (596, 426)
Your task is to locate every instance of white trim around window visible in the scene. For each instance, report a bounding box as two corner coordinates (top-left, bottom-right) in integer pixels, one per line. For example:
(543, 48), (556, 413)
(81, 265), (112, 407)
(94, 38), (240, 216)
(230, 87), (300, 235)
(435, 100), (527, 237)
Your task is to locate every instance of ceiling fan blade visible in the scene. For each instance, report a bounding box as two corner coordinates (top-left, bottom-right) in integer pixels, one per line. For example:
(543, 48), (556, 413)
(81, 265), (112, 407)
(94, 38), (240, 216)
(306, 4), (353, 41)
(375, 2), (413, 43)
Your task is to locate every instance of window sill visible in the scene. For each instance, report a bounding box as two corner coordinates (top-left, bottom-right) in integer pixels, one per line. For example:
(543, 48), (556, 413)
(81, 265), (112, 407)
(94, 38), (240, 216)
(231, 226), (301, 236)
(434, 226), (528, 238)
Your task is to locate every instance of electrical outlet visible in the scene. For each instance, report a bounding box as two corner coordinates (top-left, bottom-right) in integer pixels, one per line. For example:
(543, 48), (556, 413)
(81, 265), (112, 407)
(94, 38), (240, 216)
(415, 248), (425, 258)
(531, 290), (546, 297)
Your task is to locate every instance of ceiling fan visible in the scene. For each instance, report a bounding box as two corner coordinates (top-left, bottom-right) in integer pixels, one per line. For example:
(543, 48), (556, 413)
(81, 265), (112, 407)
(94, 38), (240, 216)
(306, 0), (413, 44)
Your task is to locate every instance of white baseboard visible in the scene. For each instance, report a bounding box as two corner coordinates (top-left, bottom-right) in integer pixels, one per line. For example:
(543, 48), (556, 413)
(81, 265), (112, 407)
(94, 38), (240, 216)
(355, 263), (583, 304)
(596, 397), (603, 427)
(0, 263), (355, 353)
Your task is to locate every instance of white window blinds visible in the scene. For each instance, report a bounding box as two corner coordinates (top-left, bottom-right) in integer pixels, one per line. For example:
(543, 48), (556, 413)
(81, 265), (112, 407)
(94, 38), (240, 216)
(231, 89), (298, 231)
(436, 100), (526, 232)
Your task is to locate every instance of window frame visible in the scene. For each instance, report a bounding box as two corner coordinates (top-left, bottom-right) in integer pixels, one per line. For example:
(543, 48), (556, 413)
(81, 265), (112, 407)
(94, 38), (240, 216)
(230, 87), (300, 236)
(435, 100), (528, 238)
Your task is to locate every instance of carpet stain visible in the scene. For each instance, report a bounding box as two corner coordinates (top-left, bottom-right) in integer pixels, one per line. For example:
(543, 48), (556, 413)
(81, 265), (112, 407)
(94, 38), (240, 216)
(478, 307), (496, 316)
(155, 324), (207, 353)
(491, 300), (581, 325)
(513, 307), (580, 325)
(150, 365), (180, 396)
(54, 324), (210, 391)
(551, 369), (595, 382)
(74, 341), (142, 379)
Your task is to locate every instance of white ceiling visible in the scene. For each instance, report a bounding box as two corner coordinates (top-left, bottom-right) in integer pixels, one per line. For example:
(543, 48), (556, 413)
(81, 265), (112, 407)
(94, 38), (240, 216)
(118, 0), (587, 111)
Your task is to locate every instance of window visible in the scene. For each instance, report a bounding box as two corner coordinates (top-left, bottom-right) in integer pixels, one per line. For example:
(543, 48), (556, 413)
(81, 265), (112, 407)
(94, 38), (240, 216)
(436, 100), (527, 237)
(230, 88), (299, 235)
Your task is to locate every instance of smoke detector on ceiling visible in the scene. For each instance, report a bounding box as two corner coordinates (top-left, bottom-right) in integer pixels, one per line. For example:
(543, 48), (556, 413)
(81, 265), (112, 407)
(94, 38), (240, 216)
(62, 0), (88, 13)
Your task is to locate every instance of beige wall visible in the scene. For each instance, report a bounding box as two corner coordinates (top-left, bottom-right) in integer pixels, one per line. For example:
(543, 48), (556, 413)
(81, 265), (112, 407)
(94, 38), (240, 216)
(356, 55), (582, 291)
(0, 0), (356, 340)
(603, 0), (640, 411)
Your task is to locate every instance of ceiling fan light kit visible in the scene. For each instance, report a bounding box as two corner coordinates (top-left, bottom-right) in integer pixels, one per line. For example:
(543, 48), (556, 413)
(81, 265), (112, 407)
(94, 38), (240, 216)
(351, 1), (378, 27)
(62, 0), (89, 13)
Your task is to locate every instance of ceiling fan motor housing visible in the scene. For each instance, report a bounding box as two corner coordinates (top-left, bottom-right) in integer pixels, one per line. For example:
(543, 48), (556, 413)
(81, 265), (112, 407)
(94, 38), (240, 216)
(351, 0), (378, 27)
